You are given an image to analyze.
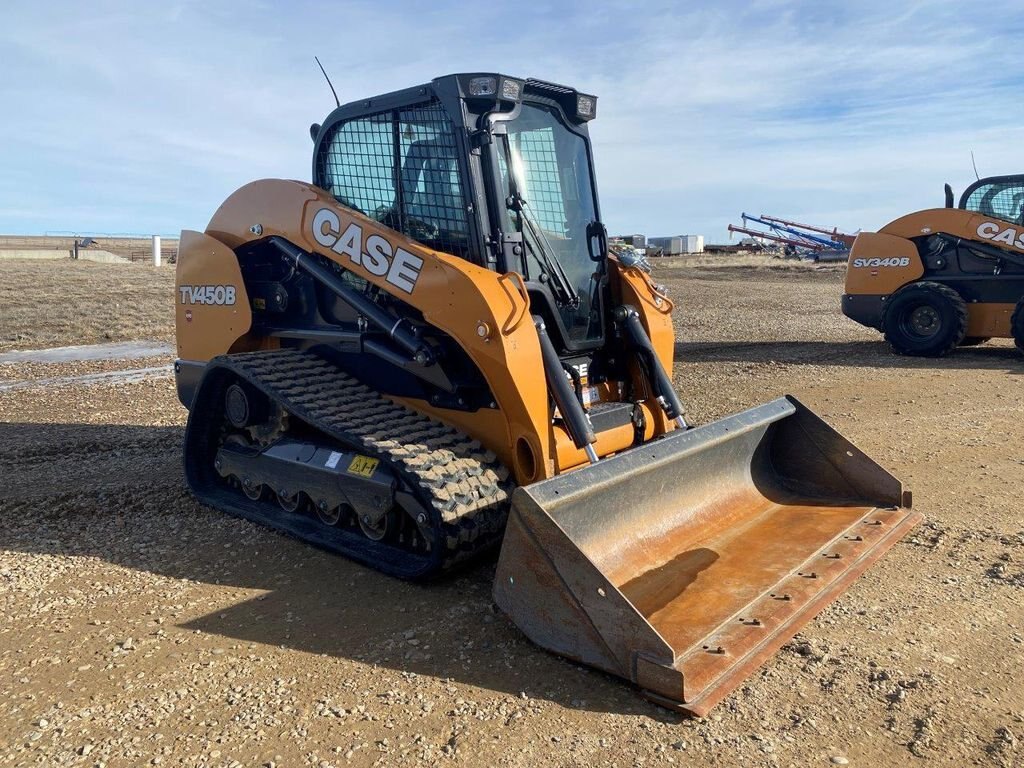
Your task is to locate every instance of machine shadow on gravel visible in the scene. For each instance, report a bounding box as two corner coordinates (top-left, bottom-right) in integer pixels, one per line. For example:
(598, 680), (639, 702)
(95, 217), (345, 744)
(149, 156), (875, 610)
(0, 422), (679, 719)
(676, 340), (1022, 371)
(181, 561), (674, 719)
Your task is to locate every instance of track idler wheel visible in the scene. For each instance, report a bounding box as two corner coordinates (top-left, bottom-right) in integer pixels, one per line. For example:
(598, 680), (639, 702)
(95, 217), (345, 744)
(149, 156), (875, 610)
(315, 500), (347, 527)
(358, 508), (395, 541)
(225, 383), (268, 428)
(276, 489), (304, 513)
(241, 478), (264, 501)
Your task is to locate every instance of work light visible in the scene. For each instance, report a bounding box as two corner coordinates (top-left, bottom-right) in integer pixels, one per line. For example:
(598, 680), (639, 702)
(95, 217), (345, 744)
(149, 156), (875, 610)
(500, 78), (523, 101)
(576, 94), (595, 119)
(468, 77), (497, 97)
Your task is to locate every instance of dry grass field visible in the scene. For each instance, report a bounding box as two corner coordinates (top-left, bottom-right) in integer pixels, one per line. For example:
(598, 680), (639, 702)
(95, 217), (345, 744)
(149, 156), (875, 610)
(653, 252), (848, 272)
(0, 261), (174, 352)
(1, 257), (1022, 767)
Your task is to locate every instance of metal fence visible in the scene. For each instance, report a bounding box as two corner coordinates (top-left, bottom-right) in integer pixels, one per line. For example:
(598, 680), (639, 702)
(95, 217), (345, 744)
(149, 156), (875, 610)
(128, 249), (177, 264)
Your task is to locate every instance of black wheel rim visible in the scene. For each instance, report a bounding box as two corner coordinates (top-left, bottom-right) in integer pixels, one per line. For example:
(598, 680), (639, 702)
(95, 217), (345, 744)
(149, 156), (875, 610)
(901, 305), (941, 339)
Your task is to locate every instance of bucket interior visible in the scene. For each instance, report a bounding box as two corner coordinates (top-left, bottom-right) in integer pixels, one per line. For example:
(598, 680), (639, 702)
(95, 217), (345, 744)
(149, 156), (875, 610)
(614, 494), (870, 654)
(535, 398), (905, 657)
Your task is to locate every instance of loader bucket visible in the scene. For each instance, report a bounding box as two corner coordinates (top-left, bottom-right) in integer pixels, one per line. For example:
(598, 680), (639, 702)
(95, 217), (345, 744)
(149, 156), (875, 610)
(493, 396), (920, 716)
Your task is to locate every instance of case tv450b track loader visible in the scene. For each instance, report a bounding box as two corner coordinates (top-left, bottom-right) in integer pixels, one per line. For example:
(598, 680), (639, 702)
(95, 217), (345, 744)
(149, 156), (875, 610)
(844, 175), (1024, 355)
(176, 73), (919, 715)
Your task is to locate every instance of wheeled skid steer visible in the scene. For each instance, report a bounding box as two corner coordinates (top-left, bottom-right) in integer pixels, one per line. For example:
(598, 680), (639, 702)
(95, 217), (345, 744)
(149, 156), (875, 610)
(176, 73), (920, 715)
(843, 174), (1024, 356)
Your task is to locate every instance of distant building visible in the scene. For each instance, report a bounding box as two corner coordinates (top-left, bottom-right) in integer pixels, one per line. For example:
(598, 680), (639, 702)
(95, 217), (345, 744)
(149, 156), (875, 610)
(647, 235), (704, 255)
(612, 234), (646, 249)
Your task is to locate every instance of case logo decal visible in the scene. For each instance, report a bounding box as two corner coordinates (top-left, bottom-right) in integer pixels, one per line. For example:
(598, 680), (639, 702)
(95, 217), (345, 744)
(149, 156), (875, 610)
(311, 207), (424, 294)
(977, 222), (1024, 250)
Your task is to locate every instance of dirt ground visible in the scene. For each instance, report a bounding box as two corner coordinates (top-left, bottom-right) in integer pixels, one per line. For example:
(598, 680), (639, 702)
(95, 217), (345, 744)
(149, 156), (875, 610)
(1, 258), (1022, 767)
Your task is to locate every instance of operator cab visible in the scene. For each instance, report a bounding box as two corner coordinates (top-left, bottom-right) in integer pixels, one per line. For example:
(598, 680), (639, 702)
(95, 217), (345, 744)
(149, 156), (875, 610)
(309, 73), (606, 354)
(958, 174), (1024, 226)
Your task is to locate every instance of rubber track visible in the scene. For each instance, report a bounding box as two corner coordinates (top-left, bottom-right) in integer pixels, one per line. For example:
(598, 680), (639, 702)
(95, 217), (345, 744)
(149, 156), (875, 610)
(193, 348), (512, 574)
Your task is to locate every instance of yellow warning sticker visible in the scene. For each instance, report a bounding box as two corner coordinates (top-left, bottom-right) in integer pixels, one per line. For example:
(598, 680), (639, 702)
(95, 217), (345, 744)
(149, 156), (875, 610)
(348, 455), (379, 478)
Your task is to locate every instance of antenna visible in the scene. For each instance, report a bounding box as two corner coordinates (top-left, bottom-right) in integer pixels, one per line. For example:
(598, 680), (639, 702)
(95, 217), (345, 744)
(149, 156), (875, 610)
(970, 150), (980, 181)
(314, 56), (340, 108)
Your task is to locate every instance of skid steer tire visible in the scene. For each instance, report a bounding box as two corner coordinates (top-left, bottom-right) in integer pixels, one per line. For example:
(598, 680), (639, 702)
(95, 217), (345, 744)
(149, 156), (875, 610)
(960, 337), (991, 347)
(882, 282), (967, 357)
(1012, 298), (1024, 354)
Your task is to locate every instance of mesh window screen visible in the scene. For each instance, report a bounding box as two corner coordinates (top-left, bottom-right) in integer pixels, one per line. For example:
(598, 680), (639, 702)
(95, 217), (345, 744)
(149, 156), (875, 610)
(398, 104), (470, 256)
(964, 181), (1024, 224)
(318, 113), (395, 218)
(517, 129), (567, 234)
(317, 102), (470, 257)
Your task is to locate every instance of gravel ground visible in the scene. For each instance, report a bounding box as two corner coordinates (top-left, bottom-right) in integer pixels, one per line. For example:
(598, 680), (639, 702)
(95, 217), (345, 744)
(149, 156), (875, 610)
(1, 259), (1022, 767)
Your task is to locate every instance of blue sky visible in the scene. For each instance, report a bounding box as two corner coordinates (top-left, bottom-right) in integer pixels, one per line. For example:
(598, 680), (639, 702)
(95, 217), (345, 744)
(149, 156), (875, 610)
(2, 0), (1023, 241)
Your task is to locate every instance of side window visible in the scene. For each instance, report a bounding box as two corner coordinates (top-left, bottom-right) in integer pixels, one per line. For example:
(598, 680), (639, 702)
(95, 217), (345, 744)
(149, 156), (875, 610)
(317, 113), (395, 220)
(316, 102), (470, 258)
(398, 104), (470, 256)
(963, 180), (1024, 224)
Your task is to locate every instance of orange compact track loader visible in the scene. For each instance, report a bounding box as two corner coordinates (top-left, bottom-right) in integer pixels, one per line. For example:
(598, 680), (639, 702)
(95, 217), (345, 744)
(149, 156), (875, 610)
(844, 175), (1024, 355)
(176, 73), (919, 715)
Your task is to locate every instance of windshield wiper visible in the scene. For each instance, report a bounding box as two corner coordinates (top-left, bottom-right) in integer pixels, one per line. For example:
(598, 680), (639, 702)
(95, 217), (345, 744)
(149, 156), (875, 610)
(509, 192), (579, 307)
